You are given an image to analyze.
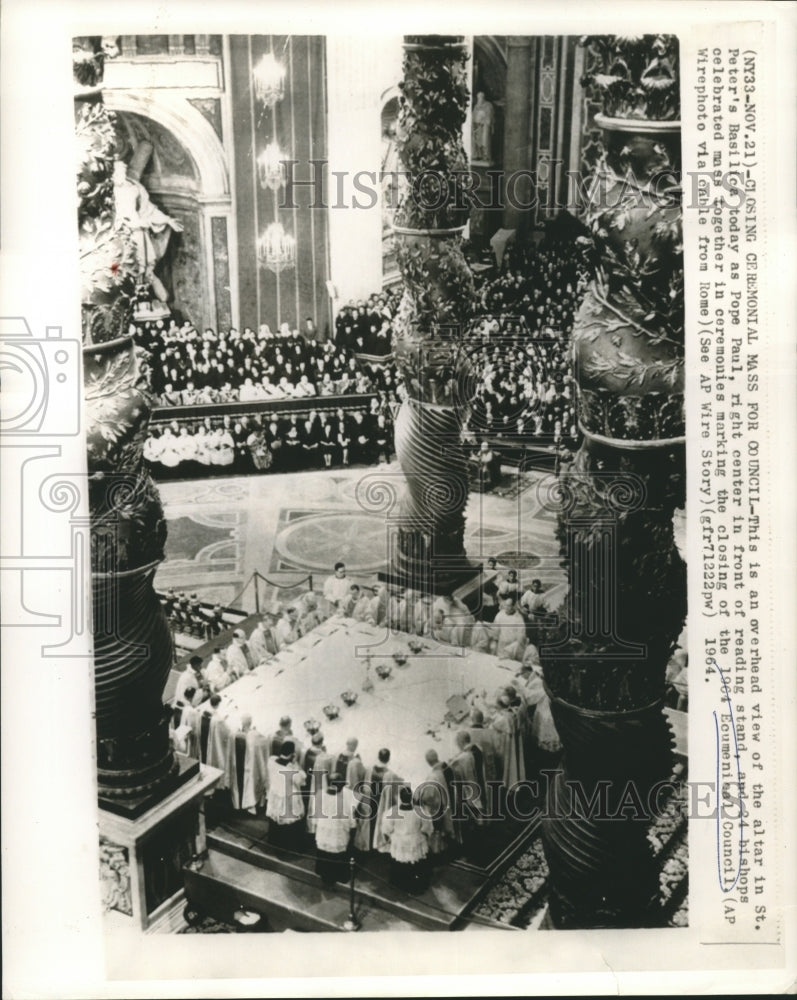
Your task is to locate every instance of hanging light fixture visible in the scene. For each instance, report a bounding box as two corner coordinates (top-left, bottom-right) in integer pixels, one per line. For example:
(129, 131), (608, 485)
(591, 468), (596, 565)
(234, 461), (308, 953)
(253, 51), (286, 108)
(257, 222), (296, 273)
(257, 141), (286, 192)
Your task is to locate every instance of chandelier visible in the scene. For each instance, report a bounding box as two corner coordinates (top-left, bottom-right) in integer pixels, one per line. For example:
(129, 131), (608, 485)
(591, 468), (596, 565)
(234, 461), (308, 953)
(253, 52), (286, 108)
(257, 141), (286, 192)
(257, 222), (296, 273)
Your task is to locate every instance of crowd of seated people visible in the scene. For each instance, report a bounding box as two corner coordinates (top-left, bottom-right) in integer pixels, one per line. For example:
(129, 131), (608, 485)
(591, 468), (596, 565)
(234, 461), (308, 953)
(463, 319), (578, 453)
(134, 317), (396, 406)
(334, 288), (401, 355)
(459, 237), (591, 453)
(144, 400), (396, 478)
(139, 237), (592, 485)
(478, 236), (592, 335)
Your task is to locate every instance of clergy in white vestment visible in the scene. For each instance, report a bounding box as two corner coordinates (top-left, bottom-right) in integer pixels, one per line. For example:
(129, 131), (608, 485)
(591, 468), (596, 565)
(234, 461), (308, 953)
(350, 587), (373, 623)
(530, 693), (563, 756)
(339, 584), (362, 619)
(298, 592), (325, 635)
(247, 614), (281, 663)
(520, 578), (549, 618)
(174, 656), (205, 706)
(314, 780), (357, 885)
(366, 582), (388, 627)
(170, 697), (199, 757)
(382, 784), (433, 894)
(204, 648), (231, 692)
(470, 622), (492, 653)
(433, 593), (474, 646)
(225, 629), (255, 679)
(491, 596), (528, 661)
(275, 606), (302, 647)
(192, 694), (222, 766)
(322, 561), (351, 611)
(412, 594), (435, 636)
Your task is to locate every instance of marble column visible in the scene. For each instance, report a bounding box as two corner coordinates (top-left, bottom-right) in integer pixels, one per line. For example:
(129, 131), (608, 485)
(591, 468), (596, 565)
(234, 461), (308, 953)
(502, 37), (532, 233)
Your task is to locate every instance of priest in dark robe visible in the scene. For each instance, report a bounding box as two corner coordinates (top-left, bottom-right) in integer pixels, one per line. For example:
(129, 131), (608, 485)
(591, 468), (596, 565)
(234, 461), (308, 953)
(449, 731), (486, 846)
(466, 708), (502, 788)
(229, 714), (270, 813)
(492, 694), (526, 790)
(283, 418), (302, 471)
(318, 418), (338, 468)
(353, 748), (401, 853)
(206, 702), (232, 792)
(266, 740), (306, 849)
(300, 732), (334, 835)
(301, 415), (321, 469)
(194, 693), (223, 766)
(414, 749), (455, 858)
(332, 736), (365, 788)
(270, 715), (301, 761)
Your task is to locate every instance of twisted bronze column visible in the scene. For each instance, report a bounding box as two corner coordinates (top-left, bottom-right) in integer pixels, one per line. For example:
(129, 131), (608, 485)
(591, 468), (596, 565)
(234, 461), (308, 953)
(539, 35), (686, 927)
(75, 39), (178, 806)
(389, 35), (478, 595)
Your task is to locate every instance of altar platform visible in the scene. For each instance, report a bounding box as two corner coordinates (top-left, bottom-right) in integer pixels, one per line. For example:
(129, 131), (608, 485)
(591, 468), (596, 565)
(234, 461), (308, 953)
(212, 617), (530, 787)
(184, 617), (544, 931)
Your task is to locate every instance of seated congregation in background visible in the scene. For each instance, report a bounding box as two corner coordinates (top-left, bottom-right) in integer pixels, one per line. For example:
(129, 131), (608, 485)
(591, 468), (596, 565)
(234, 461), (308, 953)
(137, 233), (593, 483)
(144, 399), (395, 478)
(136, 316), (399, 406)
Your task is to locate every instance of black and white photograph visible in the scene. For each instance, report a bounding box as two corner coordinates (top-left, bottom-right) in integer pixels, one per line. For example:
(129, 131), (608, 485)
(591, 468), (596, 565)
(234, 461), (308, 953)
(1, 2), (795, 996)
(74, 27), (689, 935)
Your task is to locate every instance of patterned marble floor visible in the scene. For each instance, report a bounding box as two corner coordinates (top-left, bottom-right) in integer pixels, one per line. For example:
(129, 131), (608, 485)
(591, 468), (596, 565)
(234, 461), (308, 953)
(154, 462), (566, 612)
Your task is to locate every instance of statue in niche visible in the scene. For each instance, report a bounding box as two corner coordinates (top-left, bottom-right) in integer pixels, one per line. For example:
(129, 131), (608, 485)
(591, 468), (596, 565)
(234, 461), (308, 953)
(472, 92), (494, 164)
(381, 118), (400, 233)
(113, 141), (183, 304)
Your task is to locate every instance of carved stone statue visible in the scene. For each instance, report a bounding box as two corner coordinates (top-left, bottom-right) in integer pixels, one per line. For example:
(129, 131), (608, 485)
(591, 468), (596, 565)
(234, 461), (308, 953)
(112, 147), (183, 303)
(472, 91), (494, 164)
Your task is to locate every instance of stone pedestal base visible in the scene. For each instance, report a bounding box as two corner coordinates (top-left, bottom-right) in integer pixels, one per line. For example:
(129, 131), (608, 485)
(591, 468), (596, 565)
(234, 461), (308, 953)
(98, 757), (222, 933)
(99, 754), (199, 820)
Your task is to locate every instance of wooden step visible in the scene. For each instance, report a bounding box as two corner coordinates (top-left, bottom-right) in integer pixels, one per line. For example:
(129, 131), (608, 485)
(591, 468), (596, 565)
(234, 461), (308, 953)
(207, 824), (482, 931)
(183, 849), (421, 933)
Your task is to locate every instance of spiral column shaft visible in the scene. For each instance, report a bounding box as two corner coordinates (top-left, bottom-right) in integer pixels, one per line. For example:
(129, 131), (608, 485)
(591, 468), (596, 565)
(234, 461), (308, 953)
(389, 36), (478, 595)
(539, 35), (686, 928)
(75, 44), (178, 805)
